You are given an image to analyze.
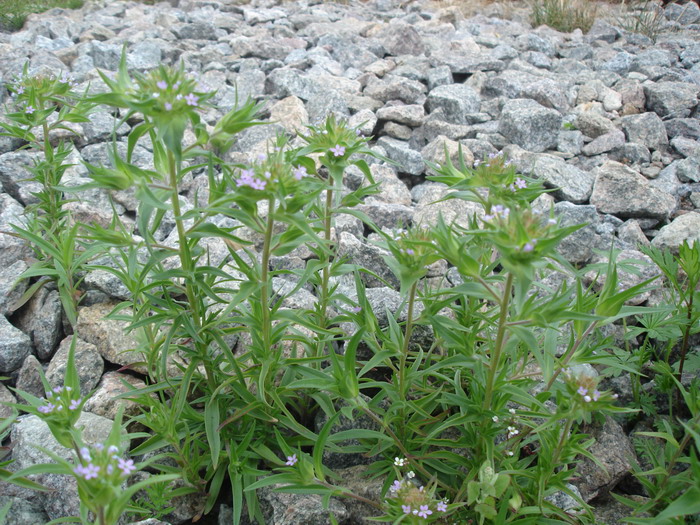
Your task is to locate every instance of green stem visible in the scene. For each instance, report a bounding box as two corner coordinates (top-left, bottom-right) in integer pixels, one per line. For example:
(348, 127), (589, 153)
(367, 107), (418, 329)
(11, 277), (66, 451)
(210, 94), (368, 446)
(483, 272), (514, 412)
(166, 150), (215, 391)
(315, 186), (334, 360)
(261, 197), (275, 357)
(398, 281), (418, 399)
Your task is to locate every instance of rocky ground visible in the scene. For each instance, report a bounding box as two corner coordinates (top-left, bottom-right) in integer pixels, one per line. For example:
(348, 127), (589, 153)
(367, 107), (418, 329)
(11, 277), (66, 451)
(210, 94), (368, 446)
(0, 0), (699, 523)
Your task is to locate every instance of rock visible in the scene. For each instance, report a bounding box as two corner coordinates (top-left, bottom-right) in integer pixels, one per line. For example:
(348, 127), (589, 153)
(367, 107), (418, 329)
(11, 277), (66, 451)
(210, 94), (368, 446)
(643, 82), (699, 119)
(412, 183), (483, 228)
(376, 104), (425, 127)
(498, 98), (562, 153)
(336, 232), (397, 289)
(665, 1), (700, 25)
(269, 96), (308, 134)
(376, 136), (424, 175)
(584, 249), (658, 306)
(582, 129), (626, 156)
(75, 302), (146, 373)
(254, 483), (351, 525)
(532, 155), (594, 203)
(426, 83), (480, 125)
(620, 112), (668, 151)
(0, 496), (50, 525)
(590, 162), (676, 220)
(0, 259), (28, 317)
(554, 202), (601, 264)
(576, 111), (616, 139)
(380, 22), (424, 56)
(15, 355), (45, 401)
(421, 135), (475, 167)
(45, 336), (104, 397)
(574, 416), (636, 501)
(15, 288), (62, 360)
(0, 382), (17, 420)
(651, 212), (700, 252)
(0, 315), (32, 374)
(83, 371), (147, 419)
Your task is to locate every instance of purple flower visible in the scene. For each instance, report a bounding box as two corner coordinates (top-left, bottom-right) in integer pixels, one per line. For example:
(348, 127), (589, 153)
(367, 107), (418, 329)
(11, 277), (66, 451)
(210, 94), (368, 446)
(417, 505), (432, 518)
(390, 480), (402, 493)
(405, 248), (415, 256)
(80, 447), (92, 461)
(250, 178), (266, 191)
(164, 102), (173, 111)
(592, 390), (601, 401)
(15, 86), (24, 95)
(285, 454), (298, 466)
(293, 166), (308, 181)
(522, 243), (534, 253)
(351, 306), (361, 313)
(437, 501), (448, 512)
(577, 386), (588, 396)
(117, 457), (136, 476)
(69, 398), (81, 410)
(25, 105), (35, 114)
(330, 144), (345, 157)
(401, 505), (412, 515)
(515, 177), (527, 189)
(75, 463), (100, 480)
(185, 93), (198, 106)
(156, 80), (168, 90)
(38, 403), (55, 414)
(94, 443), (104, 451)
(108, 445), (119, 454)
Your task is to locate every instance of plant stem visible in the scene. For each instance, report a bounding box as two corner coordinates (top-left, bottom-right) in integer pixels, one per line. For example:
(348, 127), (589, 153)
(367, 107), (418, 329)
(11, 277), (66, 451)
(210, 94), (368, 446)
(261, 197), (275, 357)
(483, 272), (514, 411)
(315, 186), (334, 360)
(398, 281), (418, 399)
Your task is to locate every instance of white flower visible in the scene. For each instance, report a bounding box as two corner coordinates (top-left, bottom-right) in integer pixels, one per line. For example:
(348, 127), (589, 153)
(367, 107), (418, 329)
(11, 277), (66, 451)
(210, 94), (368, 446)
(394, 457), (406, 467)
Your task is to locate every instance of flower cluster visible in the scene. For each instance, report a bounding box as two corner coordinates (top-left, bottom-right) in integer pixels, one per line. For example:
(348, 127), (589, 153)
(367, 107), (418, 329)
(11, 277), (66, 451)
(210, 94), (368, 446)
(562, 368), (619, 408)
(73, 442), (138, 483)
(36, 386), (83, 415)
(387, 474), (450, 523)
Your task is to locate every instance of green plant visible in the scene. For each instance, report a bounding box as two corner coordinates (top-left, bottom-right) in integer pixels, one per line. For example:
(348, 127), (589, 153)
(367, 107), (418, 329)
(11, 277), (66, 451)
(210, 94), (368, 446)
(530, 0), (597, 33)
(0, 0), (84, 31)
(1, 65), (96, 327)
(615, 0), (667, 43)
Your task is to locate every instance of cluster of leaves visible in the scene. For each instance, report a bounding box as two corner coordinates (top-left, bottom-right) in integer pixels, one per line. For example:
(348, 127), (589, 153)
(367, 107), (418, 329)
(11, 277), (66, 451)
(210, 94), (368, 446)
(0, 50), (698, 525)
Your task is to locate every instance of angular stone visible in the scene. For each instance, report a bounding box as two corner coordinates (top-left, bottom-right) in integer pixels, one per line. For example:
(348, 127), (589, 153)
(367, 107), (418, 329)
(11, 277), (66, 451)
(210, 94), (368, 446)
(644, 82), (699, 119)
(498, 99), (562, 153)
(45, 336), (104, 397)
(554, 202), (601, 265)
(376, 136), (424, 175)
(421, 135), (475, 168)
(575, 111), (616, 139)
(532, 155), (594, 204)
(582, 129), (626, 156)
(621, 112), (669, 151)
(380, 22), (424, 56)
(0, 259), (28, 317)
(651, 212), (700, 252)
(590, 161), (676, 220)
(413, 183), (483, 228)
(75, 302), (146, 373)
(363, 75), (426, 104)
(0, 382), (16, 420)
(0, 315), (32, 373)
(269, 96), (308, 135)
(426, 83), (480, 125)
(15, 287), (62, 360)
(574, 416), (635, 501)
(376, 104), (425, 127)
(83, 371), (146, 419)
(15, 354), (44, 401)
(336, 232), (397, 289)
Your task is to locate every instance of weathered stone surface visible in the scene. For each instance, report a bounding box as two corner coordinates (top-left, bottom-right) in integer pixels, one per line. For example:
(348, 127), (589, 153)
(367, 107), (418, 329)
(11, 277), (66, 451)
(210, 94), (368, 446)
(0, 315), (32, 374)
(574, 416), (636, 501)
(426, 83), (480, 125)
(651, 212), (700, 252)
(532, 155), (594, 204)
(45, 336), (104, 397)
(620, 112), (668, 151)
(75, 302), (146, 373)
(498, 98), (562, 153)
(643, 82), (699, 119)
(590, 162), (677, 220)
(83, 371), (146, 419)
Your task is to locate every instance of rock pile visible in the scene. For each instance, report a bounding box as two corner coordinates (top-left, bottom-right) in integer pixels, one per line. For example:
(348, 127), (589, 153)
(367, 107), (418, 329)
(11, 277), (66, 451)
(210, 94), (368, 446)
(0, 0), (699, 523)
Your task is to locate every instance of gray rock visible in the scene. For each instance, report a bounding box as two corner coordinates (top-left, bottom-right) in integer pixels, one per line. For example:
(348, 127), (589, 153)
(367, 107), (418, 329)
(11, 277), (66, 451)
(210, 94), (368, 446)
(126, 40), (163, 71)
(81, 110), (131, 144)
(376, 104), (425, 127)
(544, 483), (585, 515)
(269, 96), (308, 135)
(0, 496), (50, 525)
(554, 202), (601, 264)
(0, 382), (17, 419)
(575, 111), (617, 140)
(557, 130), (584, 156)
(644, 82), (699, 119)
(0, 150), (41, 205)
(426, 83), (480, 125)
(532, 155), (594, 204)
(83, 371), (146, 419)
(412, 183), (483, 228)
(171, 22), (219, 40)
(0, 259), (28, 317)
(498, 98), (562, 153)
(363, 75), (426, 104)
(590, 161), (677, 220)
(421, 135), (475, 167)
(574, 416), (636, 501)
(620, 112), (669, 151)
(584, 249), (658, 306)
(15, 288), (62, 360)
(348, 108), (378, 136)
(336, 232), (397, 289)
(75, 302), (147, 373)
(376, 136), (424, 175)
(651, 212), (700, 252)
(582, 129), (626, 156)
(673, 156), (700, 183)
(254, 483), (350, 525)
(609, 143), (651, 166)
(15, 354), (45, 401)
(45, 336), (104, 397)
(670, 136), (700, 158)
(89, 40), (122, 70)
(665, 1), (700, 25)
(381, 22), (424, 56)
(427, 65), (452, 90)
(664, 118), (700, 140)
(0, 315), (32, 373)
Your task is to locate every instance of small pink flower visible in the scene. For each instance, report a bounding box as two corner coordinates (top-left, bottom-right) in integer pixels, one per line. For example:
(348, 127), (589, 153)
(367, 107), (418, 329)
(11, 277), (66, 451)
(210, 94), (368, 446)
(293, 166), (307, 180)
(437, 501), (448, 512)
(577, 386), (588, 396)
(164, 102), (173, 111)
(401, 505), (411, 515)
(117, 458), (136, 476)
(185, 93), (199, 106)
(156, 80), (167, 90)
(330, 144), (345, 157)
(285, 454), (297, 466)
(25, 105), (35, 114)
